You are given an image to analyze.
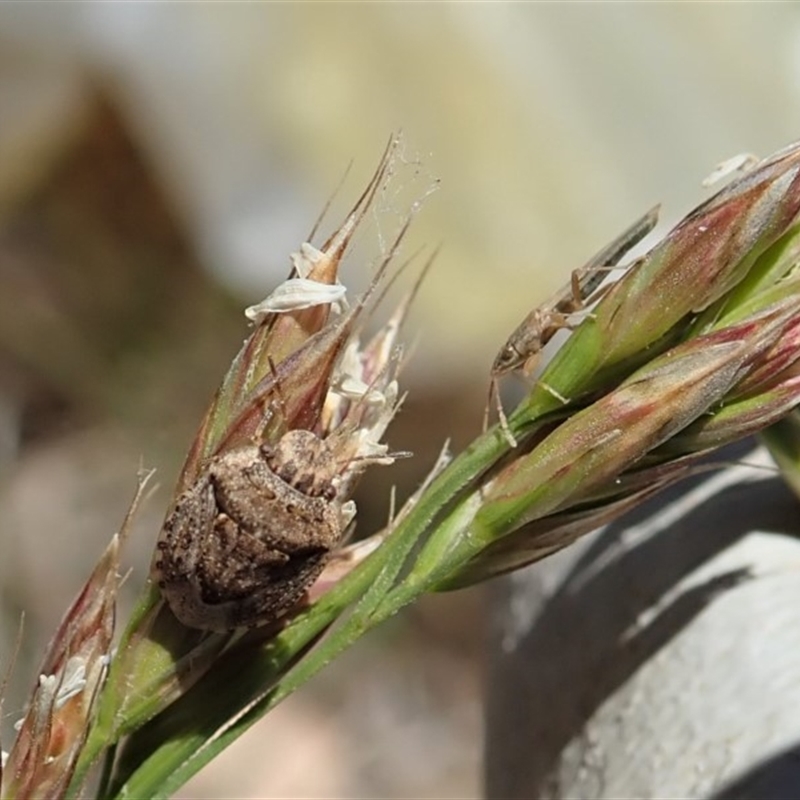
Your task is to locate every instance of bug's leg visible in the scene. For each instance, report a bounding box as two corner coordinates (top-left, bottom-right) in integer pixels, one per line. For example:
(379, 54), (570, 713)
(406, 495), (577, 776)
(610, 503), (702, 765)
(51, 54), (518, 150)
(484, 376), (517, 447)
(580, 275), (614, 307)
(538, 380), (570, 405)
(569, 268), (584, 309)
(565, 266), (616, 314)
(557, 271), (616, 332)
(574, 253), (649, 315)
(482, 380), (493, 434)
(495, 379), (517, 448)
(521, 351), (570, 406)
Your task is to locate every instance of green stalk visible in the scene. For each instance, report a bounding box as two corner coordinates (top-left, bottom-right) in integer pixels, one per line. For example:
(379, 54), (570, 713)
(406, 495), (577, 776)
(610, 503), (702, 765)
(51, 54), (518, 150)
(106, 425), (509, 798)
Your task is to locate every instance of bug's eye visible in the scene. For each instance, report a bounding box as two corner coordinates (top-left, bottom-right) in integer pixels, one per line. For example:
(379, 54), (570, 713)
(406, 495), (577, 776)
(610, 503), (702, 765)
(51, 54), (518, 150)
(495, 345), (520, 372)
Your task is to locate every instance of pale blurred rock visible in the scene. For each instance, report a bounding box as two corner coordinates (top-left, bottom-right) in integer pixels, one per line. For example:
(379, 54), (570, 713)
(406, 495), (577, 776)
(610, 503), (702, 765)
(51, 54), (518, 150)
(486, 447), (800, 799)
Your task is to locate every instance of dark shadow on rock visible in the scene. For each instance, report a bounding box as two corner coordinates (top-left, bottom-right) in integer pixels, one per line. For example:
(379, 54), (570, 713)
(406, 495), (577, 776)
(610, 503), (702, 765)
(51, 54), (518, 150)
(713, 744), (800, 800)
(486, 441), (800, 799)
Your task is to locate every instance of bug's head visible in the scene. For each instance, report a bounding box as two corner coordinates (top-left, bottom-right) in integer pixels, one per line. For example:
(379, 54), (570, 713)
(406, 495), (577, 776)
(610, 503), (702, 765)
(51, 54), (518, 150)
(491, 343), (524, 377)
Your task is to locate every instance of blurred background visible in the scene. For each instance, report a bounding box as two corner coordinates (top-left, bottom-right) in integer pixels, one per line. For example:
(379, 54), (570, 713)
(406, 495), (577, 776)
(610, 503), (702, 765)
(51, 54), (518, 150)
(1, 4), (800, 798)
